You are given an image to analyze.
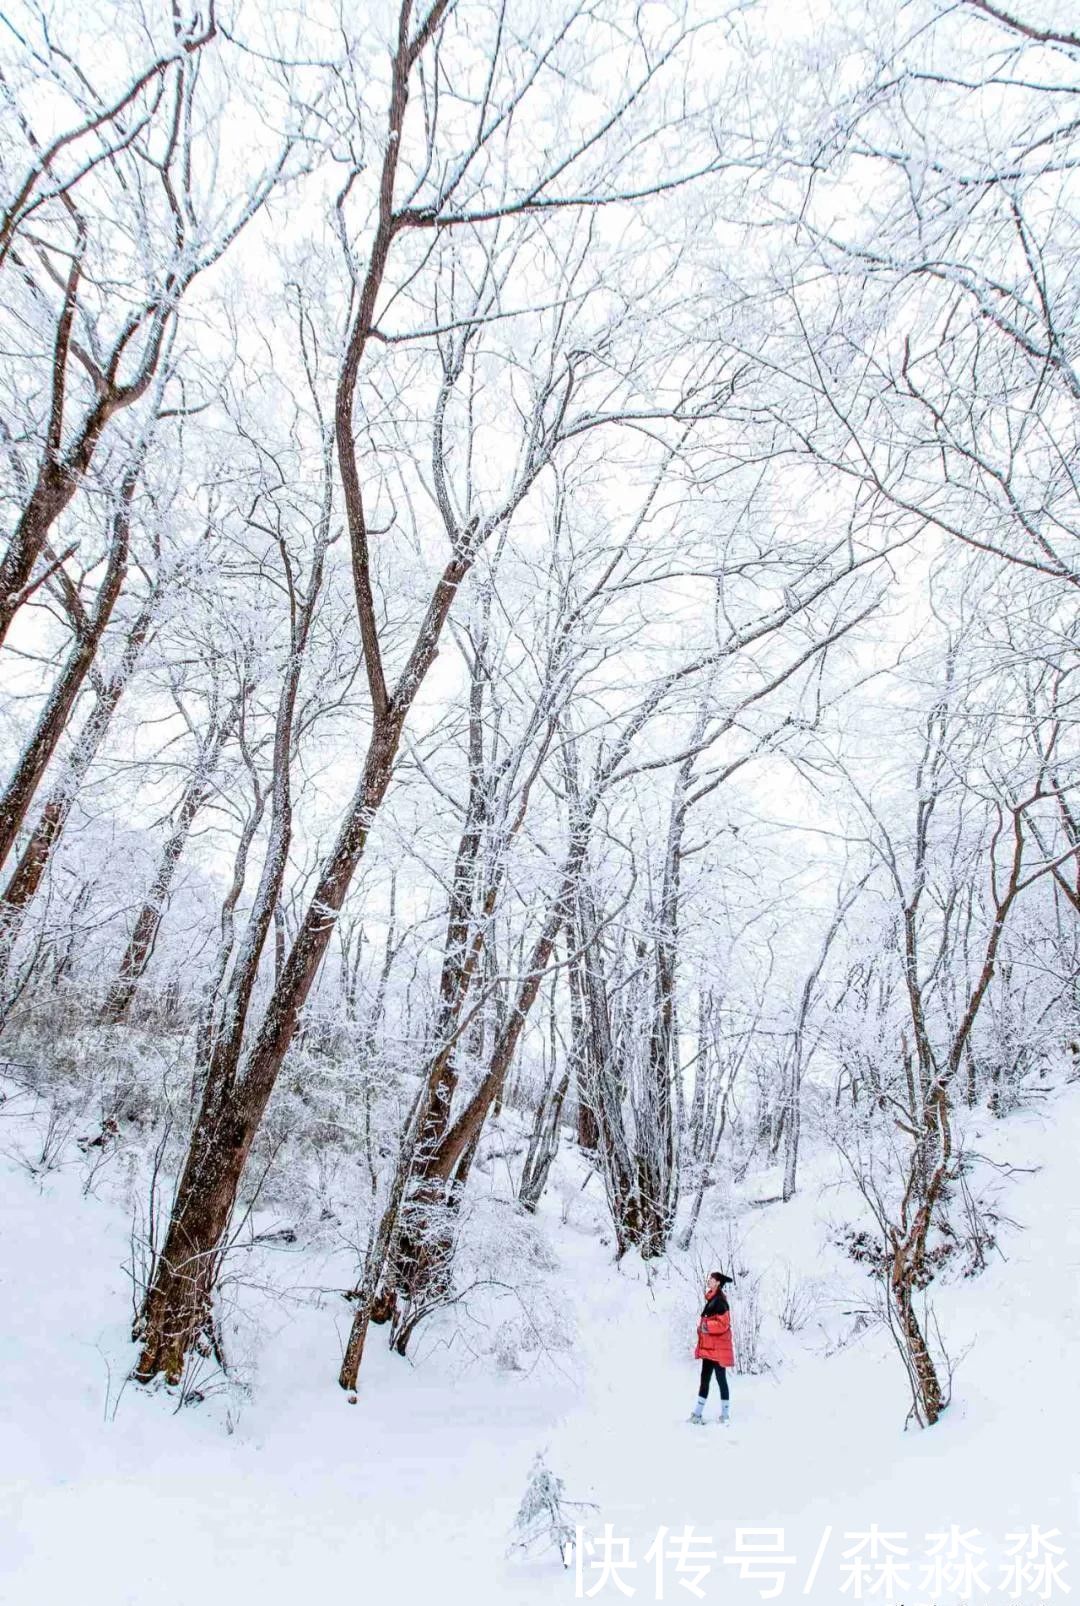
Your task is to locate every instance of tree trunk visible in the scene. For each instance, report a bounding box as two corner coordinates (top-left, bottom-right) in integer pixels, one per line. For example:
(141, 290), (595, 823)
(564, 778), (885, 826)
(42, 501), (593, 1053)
(519, 1064), (570, 1213)
(133, 1095), (250, 1382)
(781, 1069), (800, 1201)
(102, 759), (222, 1024)
(0, 602), (155, 996)
(0, 467), (136, 872)
(573, 957), (601, 1153)
(890, 1252), (946, 1426)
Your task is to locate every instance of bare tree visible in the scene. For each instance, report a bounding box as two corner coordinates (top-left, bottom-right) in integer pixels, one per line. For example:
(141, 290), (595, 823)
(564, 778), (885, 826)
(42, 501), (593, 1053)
(0, 452), (144, 873)
(825, 646), (1078, 1424)
(0, 3), (311, 644)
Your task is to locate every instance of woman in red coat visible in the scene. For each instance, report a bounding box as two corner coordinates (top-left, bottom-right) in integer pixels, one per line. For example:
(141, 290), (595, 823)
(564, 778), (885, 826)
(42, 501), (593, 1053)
(689, 1271), (734, 1425)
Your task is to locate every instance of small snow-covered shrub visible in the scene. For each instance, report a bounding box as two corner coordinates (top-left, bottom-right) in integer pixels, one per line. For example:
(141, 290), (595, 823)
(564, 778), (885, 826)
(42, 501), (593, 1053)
(731, 1273), (770, 1374)
(776, 1267), (820, 1333)
(507, 1452), (597, 1566)
(0, 1087), (81, 1180)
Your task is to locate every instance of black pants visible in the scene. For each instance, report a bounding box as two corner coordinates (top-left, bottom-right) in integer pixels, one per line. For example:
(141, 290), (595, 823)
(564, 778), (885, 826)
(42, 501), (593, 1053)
(699, 1360), (729, 1401)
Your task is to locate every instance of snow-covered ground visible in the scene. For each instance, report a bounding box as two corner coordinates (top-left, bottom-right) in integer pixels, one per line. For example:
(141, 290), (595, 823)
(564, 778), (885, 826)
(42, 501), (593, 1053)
(2, 1079), (1078, 1606)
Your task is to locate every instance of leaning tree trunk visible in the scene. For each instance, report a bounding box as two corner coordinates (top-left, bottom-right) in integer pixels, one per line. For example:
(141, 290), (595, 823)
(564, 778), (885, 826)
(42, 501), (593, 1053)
(875, 782), (1047, 1426)
(633, 777), (685, 1256)
(100, 674), (245, 1025)
(354, 602), (572, 1359)
(782, 878), (864, 1201)
(518, 954), (571, 1212)
(571, 877), (641, 1256)
(0, 229), (184, 651)
(890, 1251), (946, 1427)
(571, 932), (601, 1153)
(367, 798), (490, 1348)
(359, 631), (496, 1344)
(132, 1093), (249, 1381)
(882, 1078), (954, 1428)
(0, 351), (119, 645)
(518, 1063), (570, 1213)
(0, 465), (137, 873)
(101, 760), (222, 1024)
(0, 601), (156, 999)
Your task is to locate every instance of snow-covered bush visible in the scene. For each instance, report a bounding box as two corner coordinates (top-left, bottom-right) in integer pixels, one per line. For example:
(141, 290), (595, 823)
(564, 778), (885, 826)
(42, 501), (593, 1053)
(776, 1267), (822, 1334)
(731, 1272), (771, 1374)
(506, 1452), (597, 1566)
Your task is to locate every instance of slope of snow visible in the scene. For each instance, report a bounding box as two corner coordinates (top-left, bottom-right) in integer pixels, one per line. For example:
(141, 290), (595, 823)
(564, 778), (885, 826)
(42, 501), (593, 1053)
(1, 1080), (1078, 1606)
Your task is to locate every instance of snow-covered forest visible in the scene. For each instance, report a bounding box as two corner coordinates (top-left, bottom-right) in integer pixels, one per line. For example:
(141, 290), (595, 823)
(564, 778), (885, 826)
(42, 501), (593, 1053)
(1, 0), (1078, 1600)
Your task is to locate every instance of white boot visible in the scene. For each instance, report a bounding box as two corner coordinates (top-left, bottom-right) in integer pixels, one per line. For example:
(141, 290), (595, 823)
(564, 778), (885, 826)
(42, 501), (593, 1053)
(718, 1399), (730, 1425)
(688, 1397), (707, 1425)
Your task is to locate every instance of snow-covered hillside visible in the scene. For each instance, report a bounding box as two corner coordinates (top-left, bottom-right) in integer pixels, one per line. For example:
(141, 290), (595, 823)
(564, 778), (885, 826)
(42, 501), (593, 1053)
(3, 1074), (1077, 1606)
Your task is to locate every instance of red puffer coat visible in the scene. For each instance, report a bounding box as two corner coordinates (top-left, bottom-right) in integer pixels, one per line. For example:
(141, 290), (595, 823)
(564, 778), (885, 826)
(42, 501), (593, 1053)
(694, 1295), (734, 1367)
